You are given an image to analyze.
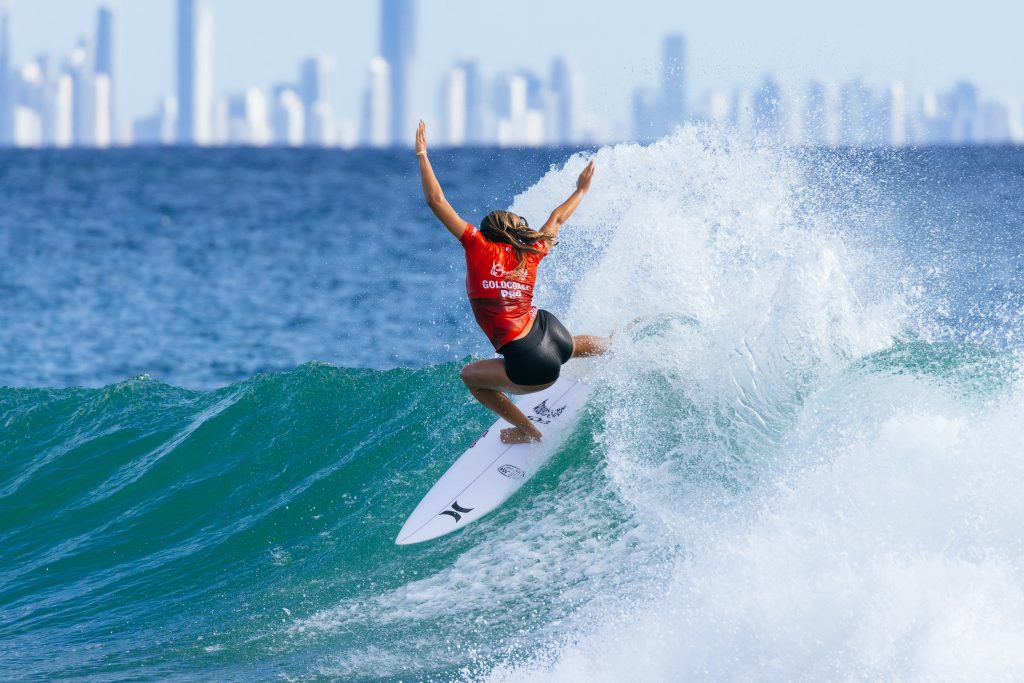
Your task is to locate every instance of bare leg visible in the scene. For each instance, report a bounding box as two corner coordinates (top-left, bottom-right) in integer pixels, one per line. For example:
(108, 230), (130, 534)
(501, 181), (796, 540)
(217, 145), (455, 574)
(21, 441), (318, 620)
(572, 335), (612, 358)
(460, 359), (555, 444)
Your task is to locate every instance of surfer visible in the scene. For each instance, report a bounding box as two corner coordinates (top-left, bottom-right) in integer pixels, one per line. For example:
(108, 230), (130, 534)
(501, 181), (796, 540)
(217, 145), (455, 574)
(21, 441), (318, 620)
(415, 120), (609, 444)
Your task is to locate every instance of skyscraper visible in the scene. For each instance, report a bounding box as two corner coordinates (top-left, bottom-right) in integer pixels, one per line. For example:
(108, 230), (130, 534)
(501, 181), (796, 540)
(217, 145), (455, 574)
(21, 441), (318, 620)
(300, 55), (335, 146)
(300, 55), (333, 113)
(96, 5), (114, 135)
(440, 64), (467, 146)
(457, 59), (484, 145)
(362, 57), (390, 148)
(632, 87), (659, 143)
(948, 81), (979, 143)
(753, 75), (784, 140)
(68, 41), (91, 146)
(551, 56), (584, 145)
(272, 86), (305, 147)
(661, 34), (687, 133)
(92, 73), (112, 147)
(380, 0), (414, 146)
(804, 79), (840, 146)
(882, 82), (907, 146)
(226, 87), (271, 146)
(0, 5), (11, 146)
(840, 79), (875, 145)
(979, 97), (1022, 144)
(53, 74), (73, 147)
(176, 0), (213, 145)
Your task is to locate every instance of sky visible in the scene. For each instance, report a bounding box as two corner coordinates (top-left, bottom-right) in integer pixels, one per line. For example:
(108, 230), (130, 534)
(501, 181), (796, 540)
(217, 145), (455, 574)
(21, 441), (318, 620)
(4, 0), (1023, 132)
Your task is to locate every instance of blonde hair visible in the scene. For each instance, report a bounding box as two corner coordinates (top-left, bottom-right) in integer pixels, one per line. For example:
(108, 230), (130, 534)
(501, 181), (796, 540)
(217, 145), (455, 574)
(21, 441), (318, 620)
(479, 210), (556, 270)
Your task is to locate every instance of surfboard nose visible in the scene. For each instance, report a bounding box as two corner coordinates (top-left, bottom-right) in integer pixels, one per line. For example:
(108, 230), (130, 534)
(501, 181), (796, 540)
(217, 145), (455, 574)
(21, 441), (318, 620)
(393, 375), (592, 546)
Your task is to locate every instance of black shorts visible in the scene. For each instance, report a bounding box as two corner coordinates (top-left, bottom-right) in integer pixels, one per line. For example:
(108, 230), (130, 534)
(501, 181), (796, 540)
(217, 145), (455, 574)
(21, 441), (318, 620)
(498, 310), (574, 386)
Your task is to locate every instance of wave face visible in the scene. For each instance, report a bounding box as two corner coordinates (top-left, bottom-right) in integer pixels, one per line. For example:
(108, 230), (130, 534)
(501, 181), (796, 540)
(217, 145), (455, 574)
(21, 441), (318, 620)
(3, 136), (1024, 681)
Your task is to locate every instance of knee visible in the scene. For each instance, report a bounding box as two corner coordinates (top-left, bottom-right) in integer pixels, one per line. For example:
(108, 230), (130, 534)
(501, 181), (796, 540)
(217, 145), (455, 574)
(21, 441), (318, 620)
(459, 364), (475, 387)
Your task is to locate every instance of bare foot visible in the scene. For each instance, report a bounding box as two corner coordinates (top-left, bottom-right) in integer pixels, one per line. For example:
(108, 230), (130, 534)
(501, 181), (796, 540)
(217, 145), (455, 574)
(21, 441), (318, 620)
(500, 426), (542, 444)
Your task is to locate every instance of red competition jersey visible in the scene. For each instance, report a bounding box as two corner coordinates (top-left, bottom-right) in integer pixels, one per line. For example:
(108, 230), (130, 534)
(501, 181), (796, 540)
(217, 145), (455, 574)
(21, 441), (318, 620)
(460, 223), (550, 349)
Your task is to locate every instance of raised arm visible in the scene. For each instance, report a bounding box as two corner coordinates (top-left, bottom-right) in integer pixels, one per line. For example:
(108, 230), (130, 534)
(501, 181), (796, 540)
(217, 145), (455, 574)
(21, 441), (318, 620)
(416, 121), (467, 240)
(540, 160), (595, 239)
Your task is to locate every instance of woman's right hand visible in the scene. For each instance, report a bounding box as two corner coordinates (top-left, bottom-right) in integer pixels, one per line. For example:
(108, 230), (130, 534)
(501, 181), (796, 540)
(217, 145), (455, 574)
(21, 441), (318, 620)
(416, 120), (428, 155)
(576, 160), (595, 192)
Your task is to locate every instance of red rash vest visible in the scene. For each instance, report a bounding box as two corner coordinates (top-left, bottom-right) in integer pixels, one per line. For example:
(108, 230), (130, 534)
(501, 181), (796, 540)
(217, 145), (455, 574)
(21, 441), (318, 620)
(460, 223), (550, 349)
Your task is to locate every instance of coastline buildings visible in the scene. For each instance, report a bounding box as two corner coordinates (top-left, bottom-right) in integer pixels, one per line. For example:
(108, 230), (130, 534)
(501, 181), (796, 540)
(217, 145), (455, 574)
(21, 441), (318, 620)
(0, 1), (1021, 149)
(176, 0), (213, 146)
(633, 33), (688, 142)
(96, 5), (114, 137)
(301, 55), (336, 147)
(551, 57), (584, 145)
(380, 0), (414, 147)
(362, 56), (390, 148)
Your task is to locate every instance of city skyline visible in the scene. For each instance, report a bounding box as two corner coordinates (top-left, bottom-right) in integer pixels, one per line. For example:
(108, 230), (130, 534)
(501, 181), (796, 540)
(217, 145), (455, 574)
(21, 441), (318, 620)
(4, 0), (1023, 126)
(0, 1), (1021, 148)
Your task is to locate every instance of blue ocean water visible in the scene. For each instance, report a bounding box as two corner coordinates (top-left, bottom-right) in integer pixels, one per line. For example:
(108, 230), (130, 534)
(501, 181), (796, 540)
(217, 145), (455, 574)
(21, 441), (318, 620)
(2, 135), (1024, 681)
(0, 147), (576, 389)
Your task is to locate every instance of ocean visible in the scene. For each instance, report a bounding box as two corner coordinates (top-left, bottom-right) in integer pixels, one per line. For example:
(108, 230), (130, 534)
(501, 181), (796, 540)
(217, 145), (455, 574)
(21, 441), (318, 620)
(2, 132), (1023, 681)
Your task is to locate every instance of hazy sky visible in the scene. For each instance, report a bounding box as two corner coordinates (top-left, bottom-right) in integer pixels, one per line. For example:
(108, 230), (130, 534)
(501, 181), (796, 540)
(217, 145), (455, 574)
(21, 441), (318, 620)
(4, 0), (1022, 131)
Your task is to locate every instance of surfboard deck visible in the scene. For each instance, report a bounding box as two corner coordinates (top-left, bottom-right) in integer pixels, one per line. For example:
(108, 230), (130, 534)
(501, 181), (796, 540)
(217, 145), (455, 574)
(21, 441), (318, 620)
(395, 371), (592, 545)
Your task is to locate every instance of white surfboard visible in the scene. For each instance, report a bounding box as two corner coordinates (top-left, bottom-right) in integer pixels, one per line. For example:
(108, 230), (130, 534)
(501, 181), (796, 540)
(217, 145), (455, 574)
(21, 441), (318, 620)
(395, 371), (592, 545)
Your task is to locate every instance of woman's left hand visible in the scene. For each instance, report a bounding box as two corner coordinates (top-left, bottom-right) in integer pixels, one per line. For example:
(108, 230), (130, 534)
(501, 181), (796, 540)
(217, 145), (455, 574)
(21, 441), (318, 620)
(416, 120), (428, 155)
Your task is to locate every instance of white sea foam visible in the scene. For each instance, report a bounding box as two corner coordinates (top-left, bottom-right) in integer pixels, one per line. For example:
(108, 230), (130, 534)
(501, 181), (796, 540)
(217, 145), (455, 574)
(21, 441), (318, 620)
(486, 373), (1024, 681)
(479, 129), (1024, 680)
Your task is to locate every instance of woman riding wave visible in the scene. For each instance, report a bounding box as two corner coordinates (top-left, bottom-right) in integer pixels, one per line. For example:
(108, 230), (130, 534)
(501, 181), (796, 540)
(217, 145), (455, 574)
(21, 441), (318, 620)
(415, 121), (610, 444)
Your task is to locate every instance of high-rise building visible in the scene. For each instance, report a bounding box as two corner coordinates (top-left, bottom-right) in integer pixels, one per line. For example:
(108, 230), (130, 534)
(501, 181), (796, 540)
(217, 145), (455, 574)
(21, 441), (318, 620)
(212, 95), (229, 145)
(0, 5), (11, 146)
(494, 73), (545, 147)
(96, 5), (114, 134)
(91, 73), (112, 147)
(134, 97), (178, 146)
(913, 89), (950, 144)
(551, 56), (584, 145)
(272, 87), (305, 147)
(362, 56), (390, 148)
(300, 55), (335, 146)
(12, 63), (44, 147)
(731, 87), (754, 137)
(948, 81), (979, 144)
(176, 0), (214, 145)
(661, 33), (687, 133)
(380, 0), (415, 146)
(53, 73), (73, 147)
(694, 89), (730, 127)
(440, 65), (467, 146)
(300, 55), (333, 113)
(882, 82), (907, 146)
(68, 41), (91, 146)
(457, 59), (484, 145)
(839, 79), (875, 145)
(225, 88), (271, 146)
(632, 87), (659, 143)
(804, 80), (840, 146)
(753, 75), (784, 140)
(978, 97), (1022, 144)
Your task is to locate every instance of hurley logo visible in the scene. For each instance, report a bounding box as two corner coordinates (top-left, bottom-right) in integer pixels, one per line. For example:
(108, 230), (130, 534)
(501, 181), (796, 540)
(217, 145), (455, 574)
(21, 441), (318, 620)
(439, 501), (474, 523)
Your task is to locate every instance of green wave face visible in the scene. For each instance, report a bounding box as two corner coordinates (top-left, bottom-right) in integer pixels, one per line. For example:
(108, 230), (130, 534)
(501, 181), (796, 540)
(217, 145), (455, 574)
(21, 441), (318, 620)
(0, 362), (631, 680)
(2, 339), (1020, 681)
